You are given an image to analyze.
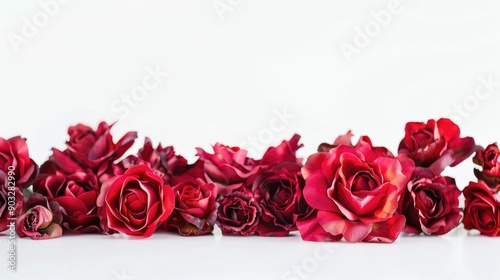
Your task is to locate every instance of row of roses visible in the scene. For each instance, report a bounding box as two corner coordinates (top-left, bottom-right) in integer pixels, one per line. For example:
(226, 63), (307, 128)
(1, 118), (499, 242)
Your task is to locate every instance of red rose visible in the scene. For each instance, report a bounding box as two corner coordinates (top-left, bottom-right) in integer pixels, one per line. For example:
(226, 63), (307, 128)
(258, 134), (303, 165)
(34, 171), (102, 233)
(216, 192), (261, 236)
(165, 177), (218, 236)
(16, 193), (63, 240)
(299, 136), (414, 243)
(400, 168), (462, 235)
(398, 118), (475, 170)
(196, 144), (260, 196)
(0, 136), (39, 188)
(252, 163), (310, 236)
(0, 171), (23, 232)
(65, 122), (137, 171)
(97, 165), (175, 238)
(121, 138), (188, 184)
(474, 143), (500, 191)
(463, 181), (500, 236)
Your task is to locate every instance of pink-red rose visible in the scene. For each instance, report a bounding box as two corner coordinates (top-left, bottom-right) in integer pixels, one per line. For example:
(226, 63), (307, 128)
(398, 118), (475, 170)
(16, 193), (63, 240)
(196, 144), (260, 196)
(34, 171), (102, 233)
(165, 177), (218, 236)
(400, 168), (462, 235)
(463, 181), (500, 236)
(0, 136), (39, 188)
(474, 143), (500, 191)
(216, 192), (261, 236)
(299, 136), (414, 243)
(252, 163), (310, 236)
(97, 165), (175, 238)
(258, 134), (303, 165)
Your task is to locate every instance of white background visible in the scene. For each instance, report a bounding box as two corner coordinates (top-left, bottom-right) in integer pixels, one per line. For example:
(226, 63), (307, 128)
(1, 1), (500, 279)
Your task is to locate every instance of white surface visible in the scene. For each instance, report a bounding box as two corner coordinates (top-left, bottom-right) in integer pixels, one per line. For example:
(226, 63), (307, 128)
(1, 0), (500, 279)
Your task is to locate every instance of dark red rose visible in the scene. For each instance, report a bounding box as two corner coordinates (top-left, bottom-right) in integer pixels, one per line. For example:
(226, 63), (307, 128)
(196, 144), (260, 196)
(121, 138), (188, 184)
(0, 136), (39, 188)
(474, 143), (500, 191)
(16, 193), (63, 240)
(165, 177), (218, 236)
(252, 163), (310, 236)
(317, 131), (354, 152)
(65, 122), (137, 171)
(97, 165), (175, 238)
(398, 118), (475, 171)
(0, 171), (23, 232)
(34, 171), (102, 233)
(258, 134), (303, 165)
(216, 192), (261, 236)
(400, 168), (462, 235)
(463, 181), (500, 236)
(299, 136), (414, 243)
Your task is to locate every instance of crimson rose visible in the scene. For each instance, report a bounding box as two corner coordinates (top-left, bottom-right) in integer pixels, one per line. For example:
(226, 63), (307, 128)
(216, 192), (261, 236)
(252, 163), (310, 236)
(463, 181), (500, 236)
(34, 171), (101, 233)
(165, 177), (217, 236)
(97, 165), (175, 238)
(0, 136), (39, 188)
(299, 136), (414, 243)
(474, 143), (500, 191)
(400, 168), (462, 235)
(398, 118), (475, 171)
(0, 171), (23, 232)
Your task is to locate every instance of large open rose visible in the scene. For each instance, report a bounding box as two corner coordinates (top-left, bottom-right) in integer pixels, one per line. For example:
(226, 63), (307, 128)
(299, 136), (414, 243)
(97, 165), (175, 238)
(0, 136), (39, 188)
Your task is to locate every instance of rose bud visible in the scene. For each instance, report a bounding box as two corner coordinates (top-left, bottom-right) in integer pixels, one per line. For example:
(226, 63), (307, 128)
(398, 118), (476, 172)
(165, 177), (218, 236)
(196, 144), (261, 196)
(216, 192), (261, 236)
(463, 181), (500, 236)
(0, 171), (23, 232)
(400, 168), (462, 235)
(474, 143), (500, 191)
(16, 193), (63, 240)
(0, 136), (39, 188)
(299, 136), (414, 243)
(97, 165), (175, 238)
(252, 163), (310, 236)
(34, 171), (102, 233)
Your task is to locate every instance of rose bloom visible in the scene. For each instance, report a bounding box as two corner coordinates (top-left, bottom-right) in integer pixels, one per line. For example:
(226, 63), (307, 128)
(196, 144), (260, 196)
(165, 177), (218, 236)
(299, 136), (414, 243)
(474, 143), (500, 191)
(463, 181), (500, 236)
(0, 171), (23, 232)
(0, 136), (39, 188)
(65, 122), (137, 170)
(252, 162), (310, 236)
(399, 168), (462, 235)
(398, 118), (475, 170)
(216, 192), (261, 236)
(34, 171), (102, 233)
(97, 165), (175, 238)
(16, 193), (63, 240)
